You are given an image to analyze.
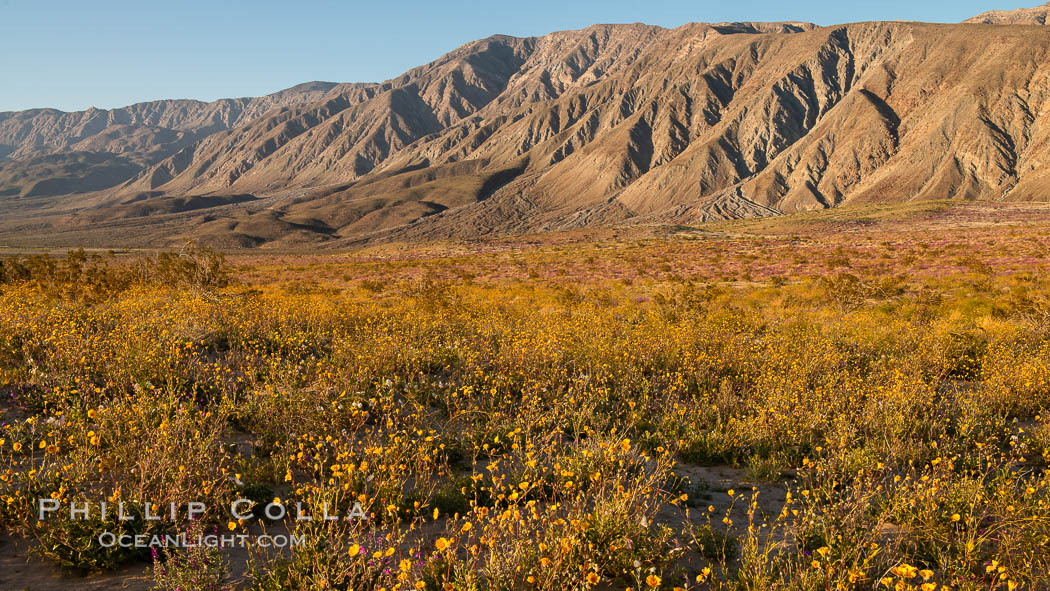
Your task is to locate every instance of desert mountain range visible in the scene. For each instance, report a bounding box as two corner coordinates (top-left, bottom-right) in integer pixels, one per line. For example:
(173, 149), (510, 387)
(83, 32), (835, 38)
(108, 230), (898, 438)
(3, 4), (1050, 248)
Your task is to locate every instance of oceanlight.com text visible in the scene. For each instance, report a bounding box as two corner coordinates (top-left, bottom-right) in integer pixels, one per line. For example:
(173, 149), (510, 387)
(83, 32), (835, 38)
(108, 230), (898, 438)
(97, 532), (304, 549)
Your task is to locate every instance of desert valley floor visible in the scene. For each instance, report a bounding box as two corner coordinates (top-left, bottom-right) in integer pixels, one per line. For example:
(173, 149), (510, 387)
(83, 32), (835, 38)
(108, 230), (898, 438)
(0, 201), (1048, 589)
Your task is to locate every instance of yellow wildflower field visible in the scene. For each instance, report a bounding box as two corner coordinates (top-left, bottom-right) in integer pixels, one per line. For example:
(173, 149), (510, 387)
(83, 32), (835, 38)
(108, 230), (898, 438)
(1, 202), (1048, 590)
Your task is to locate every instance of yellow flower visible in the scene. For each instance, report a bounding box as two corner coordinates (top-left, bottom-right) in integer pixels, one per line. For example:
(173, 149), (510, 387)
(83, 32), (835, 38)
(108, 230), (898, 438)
(227, 521), (237, 531)
(646, 574), (661, 587)
(586, 572), (600, 586)
(435, 537), (451, 551)
(348, 544), (360, 557)
(460, 522), (472, 532)
(950, 513), (960, 522)
(892, 564), (918, 579)
(696, 566), (712, 582)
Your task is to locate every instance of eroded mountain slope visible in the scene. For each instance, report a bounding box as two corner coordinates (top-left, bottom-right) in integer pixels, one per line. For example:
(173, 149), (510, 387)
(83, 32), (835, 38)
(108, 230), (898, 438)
(5, 11), (1050, 248)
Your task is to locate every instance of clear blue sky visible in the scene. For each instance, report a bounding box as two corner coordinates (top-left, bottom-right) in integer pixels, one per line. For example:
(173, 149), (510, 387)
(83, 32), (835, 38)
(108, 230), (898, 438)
(0, 0), (1032, 112)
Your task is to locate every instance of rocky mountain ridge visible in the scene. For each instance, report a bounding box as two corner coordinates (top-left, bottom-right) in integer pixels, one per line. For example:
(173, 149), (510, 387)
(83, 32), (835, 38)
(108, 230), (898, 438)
(3, 6), (1050, 248)
(965, 2), (1050, 24)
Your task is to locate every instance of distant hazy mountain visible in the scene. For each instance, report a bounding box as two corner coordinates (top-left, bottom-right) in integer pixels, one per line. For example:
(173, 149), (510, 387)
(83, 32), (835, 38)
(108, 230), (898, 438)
(965, 2), (1050, 24)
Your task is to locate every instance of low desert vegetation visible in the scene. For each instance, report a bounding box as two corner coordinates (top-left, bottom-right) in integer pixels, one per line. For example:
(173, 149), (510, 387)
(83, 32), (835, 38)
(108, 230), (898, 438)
(1, 206), (1049, 590)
